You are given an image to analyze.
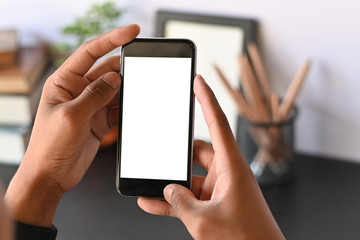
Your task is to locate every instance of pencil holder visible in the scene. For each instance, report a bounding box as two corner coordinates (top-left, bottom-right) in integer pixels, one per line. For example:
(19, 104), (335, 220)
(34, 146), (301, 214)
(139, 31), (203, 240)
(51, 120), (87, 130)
(236, 108), (297, 186)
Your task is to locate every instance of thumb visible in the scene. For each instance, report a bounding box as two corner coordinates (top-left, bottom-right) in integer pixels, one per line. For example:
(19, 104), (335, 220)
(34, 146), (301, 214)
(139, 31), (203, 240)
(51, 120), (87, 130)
(164, 184), (197, 222)
(73, 72), (121, 118)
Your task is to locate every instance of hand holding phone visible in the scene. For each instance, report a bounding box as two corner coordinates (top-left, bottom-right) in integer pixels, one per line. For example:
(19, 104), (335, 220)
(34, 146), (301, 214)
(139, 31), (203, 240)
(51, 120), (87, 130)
(137, 75), (286, 240)
(117, 38), (196, 197)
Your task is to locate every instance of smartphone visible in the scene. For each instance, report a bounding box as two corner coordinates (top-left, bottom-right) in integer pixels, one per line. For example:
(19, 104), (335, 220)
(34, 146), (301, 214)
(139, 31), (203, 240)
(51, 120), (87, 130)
(116, 38), (196, 197)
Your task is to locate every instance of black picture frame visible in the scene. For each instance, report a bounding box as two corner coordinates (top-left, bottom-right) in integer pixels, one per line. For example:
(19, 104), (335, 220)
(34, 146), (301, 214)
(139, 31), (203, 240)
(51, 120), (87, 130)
(156, 10), (258, 142)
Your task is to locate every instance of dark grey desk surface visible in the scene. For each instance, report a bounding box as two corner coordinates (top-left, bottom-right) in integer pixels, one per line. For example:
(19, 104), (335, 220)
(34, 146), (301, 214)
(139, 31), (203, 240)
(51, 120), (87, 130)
(1, 146), (360, 240)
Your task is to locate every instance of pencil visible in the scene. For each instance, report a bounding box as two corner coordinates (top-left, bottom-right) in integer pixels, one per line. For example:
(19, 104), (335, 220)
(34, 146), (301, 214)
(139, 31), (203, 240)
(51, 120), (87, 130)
(213, 64), (254, 120)
(248, 43), (271, 106)
(239, 54), (271, 123)
(270, 92), (280, 122)
(277, 60), (311, 121)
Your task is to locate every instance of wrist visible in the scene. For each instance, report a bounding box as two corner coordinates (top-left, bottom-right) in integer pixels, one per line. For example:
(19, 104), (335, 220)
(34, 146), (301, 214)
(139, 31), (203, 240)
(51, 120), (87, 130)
(4, 160), (63, 227)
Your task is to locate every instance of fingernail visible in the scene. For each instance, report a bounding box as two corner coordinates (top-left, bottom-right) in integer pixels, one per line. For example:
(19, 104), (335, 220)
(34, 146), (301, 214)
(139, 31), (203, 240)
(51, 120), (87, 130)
(164, 184), (174, 200)
(103, 72), (121, 90)
(196, 74), (206, 84)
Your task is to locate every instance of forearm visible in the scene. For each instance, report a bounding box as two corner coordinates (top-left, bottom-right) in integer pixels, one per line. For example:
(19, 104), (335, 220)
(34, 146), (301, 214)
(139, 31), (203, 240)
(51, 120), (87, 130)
(4, 160), (62, 227)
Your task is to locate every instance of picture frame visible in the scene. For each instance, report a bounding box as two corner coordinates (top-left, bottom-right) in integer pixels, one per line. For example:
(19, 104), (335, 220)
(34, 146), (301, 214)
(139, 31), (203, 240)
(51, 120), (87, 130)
(156, 10), (257, 142)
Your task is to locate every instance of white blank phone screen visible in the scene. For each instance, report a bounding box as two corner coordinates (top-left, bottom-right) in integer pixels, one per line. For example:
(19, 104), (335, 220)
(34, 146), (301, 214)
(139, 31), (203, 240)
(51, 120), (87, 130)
(120, 57), (192, 181)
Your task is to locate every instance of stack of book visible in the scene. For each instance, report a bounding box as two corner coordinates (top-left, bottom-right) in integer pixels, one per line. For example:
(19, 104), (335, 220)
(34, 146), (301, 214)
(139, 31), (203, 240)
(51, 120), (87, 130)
(0, 45), (50, 165)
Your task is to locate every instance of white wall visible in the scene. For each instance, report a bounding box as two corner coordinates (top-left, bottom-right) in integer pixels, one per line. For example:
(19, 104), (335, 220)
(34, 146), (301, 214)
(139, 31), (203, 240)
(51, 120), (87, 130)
(1, 0), (360, 162)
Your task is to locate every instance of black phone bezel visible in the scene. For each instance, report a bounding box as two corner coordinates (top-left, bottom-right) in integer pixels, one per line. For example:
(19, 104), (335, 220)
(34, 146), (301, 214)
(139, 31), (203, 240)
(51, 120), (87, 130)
(117, 38), (196, 197)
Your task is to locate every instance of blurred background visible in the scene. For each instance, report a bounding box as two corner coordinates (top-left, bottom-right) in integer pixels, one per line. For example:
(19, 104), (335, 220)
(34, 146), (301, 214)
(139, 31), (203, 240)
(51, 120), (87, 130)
(2, 0), (359, 162)
(2, 1), (360, 239)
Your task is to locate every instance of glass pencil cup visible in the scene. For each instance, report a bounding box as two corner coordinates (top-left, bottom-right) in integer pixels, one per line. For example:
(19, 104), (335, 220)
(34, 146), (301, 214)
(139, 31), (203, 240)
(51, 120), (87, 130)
(236, 109), (297, 186)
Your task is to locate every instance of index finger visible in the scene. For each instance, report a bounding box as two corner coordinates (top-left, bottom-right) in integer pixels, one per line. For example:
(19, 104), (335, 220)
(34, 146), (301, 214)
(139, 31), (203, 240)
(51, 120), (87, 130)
(58, 24), (140, 77)
(194, 75), (238, 153)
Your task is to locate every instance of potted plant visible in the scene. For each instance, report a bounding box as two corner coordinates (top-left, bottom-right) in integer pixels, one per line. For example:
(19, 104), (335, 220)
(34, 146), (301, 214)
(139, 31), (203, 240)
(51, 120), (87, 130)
(52, 1), (124, 67)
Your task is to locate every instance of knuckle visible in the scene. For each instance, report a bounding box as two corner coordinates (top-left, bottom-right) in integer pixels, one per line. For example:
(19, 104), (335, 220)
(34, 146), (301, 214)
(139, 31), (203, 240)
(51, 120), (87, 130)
(82, 40), (99, 59)
(85, 82), (109, 103)
(207, 113), (228, 131)
(45, 73), (63, 91)
(163, 206), (172, 217)
(171, 192), (189, 215)
(43, 73), (74, 103)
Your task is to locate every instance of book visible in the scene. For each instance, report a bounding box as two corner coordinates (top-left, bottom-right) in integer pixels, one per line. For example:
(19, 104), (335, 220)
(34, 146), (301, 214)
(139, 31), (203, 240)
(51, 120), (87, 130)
(0, 51), (17, 69)
(0, 125), (31, 165)
(0, 46), (49, 94)
(0, 65), (51, 126)
(0, 45), (50, 165)
(0, 29), (18, 68)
